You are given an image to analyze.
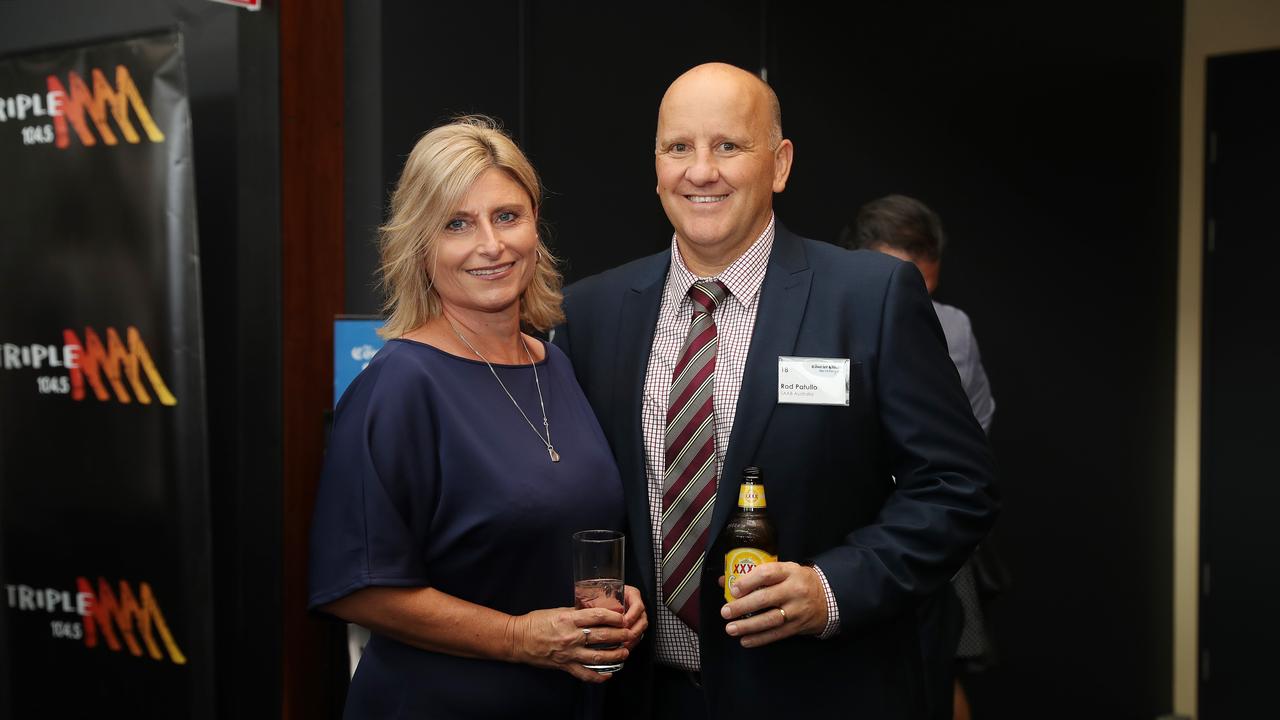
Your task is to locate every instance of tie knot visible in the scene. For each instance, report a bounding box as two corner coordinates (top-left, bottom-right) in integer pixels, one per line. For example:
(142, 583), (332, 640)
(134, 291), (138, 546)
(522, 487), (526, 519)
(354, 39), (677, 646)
(688, 279), (729, 315)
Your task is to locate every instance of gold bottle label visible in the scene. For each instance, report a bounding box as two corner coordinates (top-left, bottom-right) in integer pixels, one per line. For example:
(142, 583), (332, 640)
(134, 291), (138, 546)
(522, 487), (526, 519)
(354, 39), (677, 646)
(737, 483), (766, 509)
(724, 547), (777, 602)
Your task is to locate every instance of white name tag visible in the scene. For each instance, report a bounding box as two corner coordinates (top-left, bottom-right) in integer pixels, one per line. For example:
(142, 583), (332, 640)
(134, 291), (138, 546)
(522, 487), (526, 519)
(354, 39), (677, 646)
(777, 356), (850, 406)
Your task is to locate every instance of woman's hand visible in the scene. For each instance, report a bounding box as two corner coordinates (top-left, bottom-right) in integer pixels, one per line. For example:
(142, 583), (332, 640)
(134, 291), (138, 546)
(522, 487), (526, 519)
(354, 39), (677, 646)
(322, 585), (640, 679)
(508, 606), (630, 682)
(618, 585), (648, 650)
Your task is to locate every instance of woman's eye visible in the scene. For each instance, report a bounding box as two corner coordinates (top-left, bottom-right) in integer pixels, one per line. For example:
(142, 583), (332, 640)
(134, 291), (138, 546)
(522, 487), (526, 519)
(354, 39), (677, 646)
(496, 211), (517, 223)
(445, 218), (468, 232)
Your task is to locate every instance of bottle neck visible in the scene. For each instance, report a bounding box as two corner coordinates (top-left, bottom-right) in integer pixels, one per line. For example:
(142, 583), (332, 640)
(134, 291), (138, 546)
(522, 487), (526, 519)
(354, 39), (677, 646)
(736, 481), (767, 511)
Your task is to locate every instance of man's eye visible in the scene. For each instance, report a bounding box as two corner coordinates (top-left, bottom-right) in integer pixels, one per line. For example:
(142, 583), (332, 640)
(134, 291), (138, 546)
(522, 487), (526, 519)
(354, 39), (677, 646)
(670, 143), (690, 154)
(719, 142), (737, 152)
(445, 218), (468, 232)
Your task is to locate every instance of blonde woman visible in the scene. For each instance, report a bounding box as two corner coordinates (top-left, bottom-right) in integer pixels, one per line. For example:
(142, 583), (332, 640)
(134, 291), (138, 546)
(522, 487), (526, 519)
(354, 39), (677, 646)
(309, 117), (646, 719)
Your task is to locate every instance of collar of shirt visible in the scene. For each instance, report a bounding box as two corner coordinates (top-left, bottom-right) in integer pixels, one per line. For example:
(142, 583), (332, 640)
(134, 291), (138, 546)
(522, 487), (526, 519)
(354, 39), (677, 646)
(662, 213), (776, 321)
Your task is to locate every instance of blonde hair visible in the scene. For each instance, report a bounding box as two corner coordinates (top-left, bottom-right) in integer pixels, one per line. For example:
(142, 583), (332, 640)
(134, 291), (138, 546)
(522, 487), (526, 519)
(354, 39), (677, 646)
(377, 116), (564, 338)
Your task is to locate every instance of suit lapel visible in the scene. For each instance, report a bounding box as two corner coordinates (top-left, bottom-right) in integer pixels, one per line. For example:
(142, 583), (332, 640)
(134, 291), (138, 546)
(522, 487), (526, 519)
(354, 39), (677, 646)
(614, 252), (669, 597)
(709, 227), (813, 543)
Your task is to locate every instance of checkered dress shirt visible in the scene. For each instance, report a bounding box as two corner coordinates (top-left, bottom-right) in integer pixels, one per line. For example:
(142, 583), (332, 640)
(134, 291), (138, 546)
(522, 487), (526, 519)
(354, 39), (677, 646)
(642, 215), (839, 672)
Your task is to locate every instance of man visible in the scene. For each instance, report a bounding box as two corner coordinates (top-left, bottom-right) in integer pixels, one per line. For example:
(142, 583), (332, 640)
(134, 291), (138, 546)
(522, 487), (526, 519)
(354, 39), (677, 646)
(553, 63), (996, 719)
(846, 195), (998, 720)
(844, 194), (995, 433)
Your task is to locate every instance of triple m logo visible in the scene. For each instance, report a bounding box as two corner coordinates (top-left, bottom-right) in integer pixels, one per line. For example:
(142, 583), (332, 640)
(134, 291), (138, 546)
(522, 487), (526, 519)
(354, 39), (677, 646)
(2, 326), (177, 406)
(0, 64), (165, 149)
(6, 578), (186, 665)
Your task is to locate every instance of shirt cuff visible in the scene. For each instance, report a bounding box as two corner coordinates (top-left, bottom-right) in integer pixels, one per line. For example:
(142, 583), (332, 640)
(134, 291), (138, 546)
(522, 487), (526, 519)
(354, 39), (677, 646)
(811, 564), (840, 639)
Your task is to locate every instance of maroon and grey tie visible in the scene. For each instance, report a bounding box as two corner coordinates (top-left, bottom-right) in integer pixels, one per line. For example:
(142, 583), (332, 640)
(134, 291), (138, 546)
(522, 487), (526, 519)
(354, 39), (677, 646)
(661, 278), (729, 632)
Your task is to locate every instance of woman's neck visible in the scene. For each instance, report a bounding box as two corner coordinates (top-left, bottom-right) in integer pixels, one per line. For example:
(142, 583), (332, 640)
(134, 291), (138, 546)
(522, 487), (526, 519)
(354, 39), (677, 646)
(424, 305), (527, 365)
(449, 311), (524, 361)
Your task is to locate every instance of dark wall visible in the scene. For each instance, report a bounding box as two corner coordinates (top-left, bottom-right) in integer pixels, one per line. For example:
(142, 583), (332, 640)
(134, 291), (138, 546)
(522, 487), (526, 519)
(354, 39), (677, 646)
(350, 2), (1181, 718)
(524, 2), (764, 279)
(0, 1), (282, 717)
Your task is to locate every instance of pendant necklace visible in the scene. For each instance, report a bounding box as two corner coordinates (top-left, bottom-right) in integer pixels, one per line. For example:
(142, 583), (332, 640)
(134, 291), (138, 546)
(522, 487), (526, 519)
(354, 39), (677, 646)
(448, 319), (561, 463)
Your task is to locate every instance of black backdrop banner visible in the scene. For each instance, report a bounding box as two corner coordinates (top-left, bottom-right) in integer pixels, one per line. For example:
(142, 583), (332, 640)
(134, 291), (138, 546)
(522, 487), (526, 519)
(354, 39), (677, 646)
(0, 31), (213, 718)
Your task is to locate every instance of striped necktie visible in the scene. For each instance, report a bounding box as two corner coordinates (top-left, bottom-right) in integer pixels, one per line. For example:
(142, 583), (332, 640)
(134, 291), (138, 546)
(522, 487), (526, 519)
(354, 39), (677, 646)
(661, 278), (729, 631)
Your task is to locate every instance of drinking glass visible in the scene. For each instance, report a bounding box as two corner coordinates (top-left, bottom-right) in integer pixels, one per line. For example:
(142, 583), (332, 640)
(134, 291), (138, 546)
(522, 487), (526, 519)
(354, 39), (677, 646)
(572, 529), (626, 672)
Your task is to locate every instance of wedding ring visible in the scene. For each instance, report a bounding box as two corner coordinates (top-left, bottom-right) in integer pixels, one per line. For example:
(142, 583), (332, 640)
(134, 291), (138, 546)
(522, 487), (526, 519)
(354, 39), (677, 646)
(777, 607), (787, 623)
(582, 628), (592, 637)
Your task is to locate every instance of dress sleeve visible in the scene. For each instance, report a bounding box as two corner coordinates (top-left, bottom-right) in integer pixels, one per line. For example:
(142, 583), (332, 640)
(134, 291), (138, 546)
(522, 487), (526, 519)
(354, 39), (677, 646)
(308, 353), (437, 610)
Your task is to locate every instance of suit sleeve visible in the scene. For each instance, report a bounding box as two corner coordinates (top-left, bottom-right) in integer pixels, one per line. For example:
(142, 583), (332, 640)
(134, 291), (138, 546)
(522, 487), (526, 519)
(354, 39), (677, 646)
(960, 317), (996, 434)
(811, 262), (998, 634)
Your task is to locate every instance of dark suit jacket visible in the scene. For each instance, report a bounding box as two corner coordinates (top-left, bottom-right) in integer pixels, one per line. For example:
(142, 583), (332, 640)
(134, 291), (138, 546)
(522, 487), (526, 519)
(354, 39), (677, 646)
(553, 224), (998, 719)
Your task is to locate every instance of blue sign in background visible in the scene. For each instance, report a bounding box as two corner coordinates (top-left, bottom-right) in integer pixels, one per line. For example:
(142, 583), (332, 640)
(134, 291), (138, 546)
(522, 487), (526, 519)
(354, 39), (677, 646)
(333, 316), (385, 407)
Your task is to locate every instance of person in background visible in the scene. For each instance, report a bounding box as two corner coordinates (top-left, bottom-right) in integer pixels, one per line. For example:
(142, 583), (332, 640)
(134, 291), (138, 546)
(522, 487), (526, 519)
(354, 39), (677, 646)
(845, 193), (997, 720)
(308, 116), (647, 719)
(553, 63), (997, 719)
(843, 194), (994, 433)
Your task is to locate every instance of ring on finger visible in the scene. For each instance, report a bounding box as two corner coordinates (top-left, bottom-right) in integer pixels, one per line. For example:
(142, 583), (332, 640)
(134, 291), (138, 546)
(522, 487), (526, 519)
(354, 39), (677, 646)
(582, 628), (592, 638)
(777, 607), (787, 623)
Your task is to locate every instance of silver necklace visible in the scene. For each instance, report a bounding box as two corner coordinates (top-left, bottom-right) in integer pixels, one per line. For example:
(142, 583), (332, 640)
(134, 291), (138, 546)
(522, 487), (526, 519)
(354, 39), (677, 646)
(448, 319), (560, 463)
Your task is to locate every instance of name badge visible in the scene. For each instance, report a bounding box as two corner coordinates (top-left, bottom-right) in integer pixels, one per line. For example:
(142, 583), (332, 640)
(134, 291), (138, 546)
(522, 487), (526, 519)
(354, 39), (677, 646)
(777, 356), (850, 406)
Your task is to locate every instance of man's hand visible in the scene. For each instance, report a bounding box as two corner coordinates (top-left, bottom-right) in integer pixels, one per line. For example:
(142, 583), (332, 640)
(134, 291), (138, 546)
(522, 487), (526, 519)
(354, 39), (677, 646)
(718, 562), (828, 648)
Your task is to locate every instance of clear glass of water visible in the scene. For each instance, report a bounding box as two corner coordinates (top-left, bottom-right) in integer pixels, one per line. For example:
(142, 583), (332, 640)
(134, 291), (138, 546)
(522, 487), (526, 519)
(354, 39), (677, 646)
(572, 529), (626, 673)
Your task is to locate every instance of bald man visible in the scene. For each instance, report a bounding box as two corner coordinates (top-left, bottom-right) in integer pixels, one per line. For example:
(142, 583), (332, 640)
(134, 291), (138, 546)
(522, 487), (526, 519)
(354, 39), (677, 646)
(553, 63), (997, 719)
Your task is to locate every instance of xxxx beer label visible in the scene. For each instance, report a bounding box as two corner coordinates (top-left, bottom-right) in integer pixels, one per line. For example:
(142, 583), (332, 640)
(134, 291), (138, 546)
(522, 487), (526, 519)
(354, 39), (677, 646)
(737, 483), (766, 509)
(724, 547), (777, 602)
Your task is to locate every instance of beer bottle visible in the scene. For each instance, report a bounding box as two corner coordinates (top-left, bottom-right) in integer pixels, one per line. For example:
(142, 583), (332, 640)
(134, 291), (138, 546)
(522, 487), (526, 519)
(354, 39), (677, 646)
(720, 466), (777, 603)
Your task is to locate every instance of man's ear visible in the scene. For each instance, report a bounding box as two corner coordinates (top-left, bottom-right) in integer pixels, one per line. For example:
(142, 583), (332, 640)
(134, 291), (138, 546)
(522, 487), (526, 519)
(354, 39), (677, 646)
(772, 139), (795, 193)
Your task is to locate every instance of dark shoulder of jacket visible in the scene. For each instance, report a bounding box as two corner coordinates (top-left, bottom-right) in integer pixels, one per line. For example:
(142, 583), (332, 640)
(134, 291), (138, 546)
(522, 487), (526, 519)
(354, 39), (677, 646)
(562, 249), (670, 309)
(798, 236), (901, 301)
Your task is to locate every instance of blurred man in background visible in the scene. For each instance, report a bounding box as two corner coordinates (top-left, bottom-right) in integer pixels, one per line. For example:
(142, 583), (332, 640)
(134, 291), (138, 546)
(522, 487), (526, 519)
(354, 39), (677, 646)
(845, 194), (994, 432)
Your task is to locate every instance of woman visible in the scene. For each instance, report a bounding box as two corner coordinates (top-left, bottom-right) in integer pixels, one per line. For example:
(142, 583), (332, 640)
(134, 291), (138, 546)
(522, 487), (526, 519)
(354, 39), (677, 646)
(308, 116), (646, 718)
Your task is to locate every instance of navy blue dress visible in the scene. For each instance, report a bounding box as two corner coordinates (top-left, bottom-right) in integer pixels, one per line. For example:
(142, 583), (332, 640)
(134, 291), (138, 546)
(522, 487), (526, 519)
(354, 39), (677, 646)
(308, 338), (625, 719)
